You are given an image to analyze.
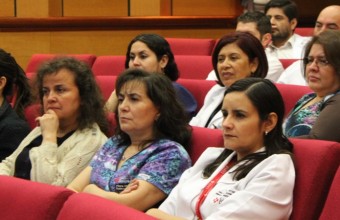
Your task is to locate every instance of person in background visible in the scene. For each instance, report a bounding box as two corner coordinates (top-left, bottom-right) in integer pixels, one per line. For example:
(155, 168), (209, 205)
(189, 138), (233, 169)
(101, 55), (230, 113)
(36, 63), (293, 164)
(284, 30), (340, 142)
(264, 0), (310, 59)
(191, 32), (267, 129)
(277, 5), (340, 85)
(68, 69), (191, 211)
(0, 57), (108, 186)
(0, 49), (32, 161)
(105, 33), (197, 119)
(145, 78), (295, 219)
(207, 11), (284, 82)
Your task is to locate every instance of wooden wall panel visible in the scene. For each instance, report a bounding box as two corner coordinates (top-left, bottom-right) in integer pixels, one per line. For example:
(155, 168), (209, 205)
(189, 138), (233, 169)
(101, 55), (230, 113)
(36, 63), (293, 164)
(16, 0), (62, 17)
(0, 0), (15, 17)
(63, 0), (128, 16)
(172, 0), (243, 16)
(130, 0), (171, 16)
(2, 28), (231, 69)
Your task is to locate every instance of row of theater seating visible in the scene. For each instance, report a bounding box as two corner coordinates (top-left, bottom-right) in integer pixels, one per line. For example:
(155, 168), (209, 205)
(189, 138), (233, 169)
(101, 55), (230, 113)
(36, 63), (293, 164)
(25, 53), (299, 80)
(0, 126), (339, 219)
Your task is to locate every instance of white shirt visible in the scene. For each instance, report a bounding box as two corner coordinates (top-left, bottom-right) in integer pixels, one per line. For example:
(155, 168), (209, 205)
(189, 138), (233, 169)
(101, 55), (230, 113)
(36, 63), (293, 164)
(277, 60), (307, 86)
(189, 84), (225, 129)
(159, 147), (295, 220)
(206, 52), (284, 82)
(266, 34), (311, 59)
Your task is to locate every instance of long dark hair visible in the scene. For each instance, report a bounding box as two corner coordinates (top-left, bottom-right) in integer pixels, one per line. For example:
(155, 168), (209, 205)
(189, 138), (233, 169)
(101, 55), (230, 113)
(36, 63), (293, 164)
(114, 68), (191, 149)
(125, 33), (179, 81)
(212, 32), (268, 86)
(0, 48), (32, 119)
(34, 57), (108, 133)
(203, 78), (293, 180)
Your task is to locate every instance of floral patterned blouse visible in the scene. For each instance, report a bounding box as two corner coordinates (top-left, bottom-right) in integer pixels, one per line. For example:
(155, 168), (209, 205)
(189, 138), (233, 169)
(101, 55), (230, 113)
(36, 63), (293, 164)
(90, 136), (191, 194)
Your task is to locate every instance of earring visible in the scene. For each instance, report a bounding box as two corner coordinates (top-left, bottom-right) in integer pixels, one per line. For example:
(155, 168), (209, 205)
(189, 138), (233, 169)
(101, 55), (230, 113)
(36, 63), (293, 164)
(265, 131), (268, 136)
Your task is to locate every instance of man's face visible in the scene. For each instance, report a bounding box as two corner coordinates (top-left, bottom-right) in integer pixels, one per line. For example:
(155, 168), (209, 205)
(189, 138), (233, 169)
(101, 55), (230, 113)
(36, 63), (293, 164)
(266, 8), (296, 42)
(314, 6), (340, 36)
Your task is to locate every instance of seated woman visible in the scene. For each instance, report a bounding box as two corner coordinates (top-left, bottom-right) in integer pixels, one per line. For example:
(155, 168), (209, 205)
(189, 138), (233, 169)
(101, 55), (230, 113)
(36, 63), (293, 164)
(190, 32), (268, 129)
(0, 57), (108, 186)
(105, 33), (197, 119)
(67, 68), (192, 211)
(145, 78), (295, 219)
(284, 30), (340, 142)
(0, 48), (32, 161)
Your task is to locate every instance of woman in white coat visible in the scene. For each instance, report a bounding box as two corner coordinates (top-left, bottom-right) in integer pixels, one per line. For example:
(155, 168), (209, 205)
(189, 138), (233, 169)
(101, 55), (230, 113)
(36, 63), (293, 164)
(189, 32), (268, 129)
(146, 78), (295, 220)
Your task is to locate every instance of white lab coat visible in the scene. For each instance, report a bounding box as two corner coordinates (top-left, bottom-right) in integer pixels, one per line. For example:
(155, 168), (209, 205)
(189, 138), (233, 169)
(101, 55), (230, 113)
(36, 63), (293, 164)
(189, 84), (225, 129)
(277, 60), (307, 86)
(160, 147), (295, 220)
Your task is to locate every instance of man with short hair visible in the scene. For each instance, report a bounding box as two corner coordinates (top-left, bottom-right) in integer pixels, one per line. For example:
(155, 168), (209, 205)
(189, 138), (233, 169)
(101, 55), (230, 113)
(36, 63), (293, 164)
(207, 11), (284, 82)
(265, 0), (310, 59)
(277, 5), (340, 85)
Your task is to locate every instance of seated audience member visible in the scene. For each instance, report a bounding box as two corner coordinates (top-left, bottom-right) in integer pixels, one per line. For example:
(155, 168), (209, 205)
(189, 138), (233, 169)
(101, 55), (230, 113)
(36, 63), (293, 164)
(277, 5), (340, 85)
(67, 69), (192, 211)
(191, 32), (267, 129)
(0, 57), (108, 186)
(264, 0), (310, 59)
(105, 33), (197, 119)
(207, 11), (284, 82)
(284, 30), (340, 142)
(145, 78), (295, 219)
(0, 49), (32, 161)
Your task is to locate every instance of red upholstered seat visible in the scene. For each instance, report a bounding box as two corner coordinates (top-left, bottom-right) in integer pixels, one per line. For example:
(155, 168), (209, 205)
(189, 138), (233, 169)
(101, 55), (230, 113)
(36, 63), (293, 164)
(177, 78), (215, 112)
(0, 176), (74, 220)
(275, 83), (312, 117)
(175, 55), (213, 79)
(95, 75), (117, 101)
(92, 55), (126, 76)
(57, 193), (157, 220)
(295, 27), (314, 37)
(25, 53), (97, 78)
(166, 38), (216, 56)
(189, 126), (224, 163)
(290, 138), (340, 220)
(24, 103), (41, 129)
(319, 166), (340, 220)
(279, 59), (299, 69)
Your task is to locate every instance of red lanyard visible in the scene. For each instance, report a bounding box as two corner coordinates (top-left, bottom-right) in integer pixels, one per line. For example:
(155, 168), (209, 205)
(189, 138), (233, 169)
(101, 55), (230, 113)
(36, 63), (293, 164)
(195, 157), (236, 220)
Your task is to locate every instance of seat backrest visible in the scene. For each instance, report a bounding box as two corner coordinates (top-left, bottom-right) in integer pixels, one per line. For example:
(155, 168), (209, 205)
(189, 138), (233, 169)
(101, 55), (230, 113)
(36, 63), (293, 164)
(57, 193), (157, 220)
(0, 176), (74, 220)
(189, 126), (224, 163)
(275, 83), (312, 117)
(95, 75), (117, 101)
(290, 138), (340, 220)
(279, 59), (299, 69)
(177, 78), (216, 112)
(26, 54), (97, 77)
(319, 166), (340, 220)
(295, 27), (314, 37)
(166, 38), (216, 56)
(24, 103), (41, 129)
(175, 55), (213, 79)
(92, 55), (126, 76)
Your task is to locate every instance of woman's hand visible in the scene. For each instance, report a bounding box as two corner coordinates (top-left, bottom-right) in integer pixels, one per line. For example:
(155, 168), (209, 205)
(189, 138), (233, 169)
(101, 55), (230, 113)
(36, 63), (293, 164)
(120, 179), (139, 194)
(36, 109), (59, 143)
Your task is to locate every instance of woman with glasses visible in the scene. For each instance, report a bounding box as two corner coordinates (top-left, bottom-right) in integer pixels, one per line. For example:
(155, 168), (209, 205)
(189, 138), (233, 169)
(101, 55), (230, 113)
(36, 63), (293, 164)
(284, 30), (340, 142)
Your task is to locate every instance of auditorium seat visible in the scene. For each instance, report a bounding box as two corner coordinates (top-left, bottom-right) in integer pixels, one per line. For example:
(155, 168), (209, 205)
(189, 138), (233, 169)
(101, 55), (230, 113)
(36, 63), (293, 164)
(24, 103), (41, 129)
(166, 38), (216, 56)
(0, 176), (74, 220)
(295, 27), (314, 37)
(275, 83), (312, 117)
(290, 138), (340, 220)
(25, 54), (97, 78)
(95, 75), (117, 100)
(175, 55), (213, 79)
(92, 55), (126, 76)
(177, 78), (216, 112)
(319, 166), (340, 220)
(57, 193), (156, 220)
(279, 59), (299, 69)
(190, 126), (224, 163)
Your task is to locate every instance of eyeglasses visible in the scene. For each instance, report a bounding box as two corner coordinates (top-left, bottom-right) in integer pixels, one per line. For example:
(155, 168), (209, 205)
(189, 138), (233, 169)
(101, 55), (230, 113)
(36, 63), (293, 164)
(303, 56), (330, 67)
